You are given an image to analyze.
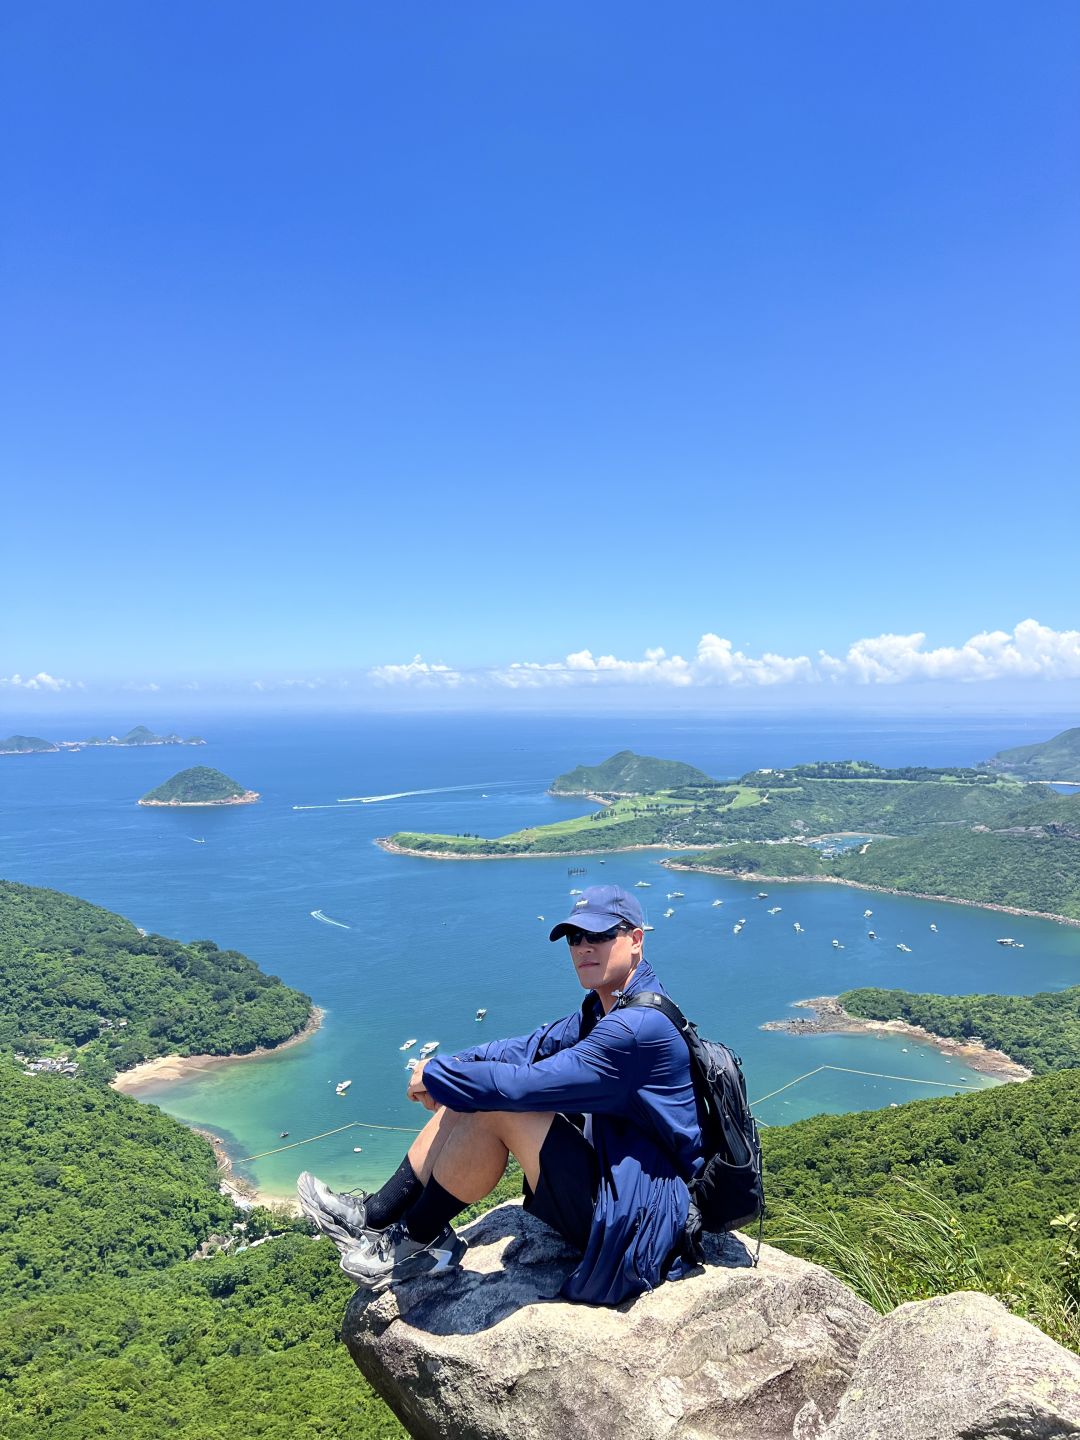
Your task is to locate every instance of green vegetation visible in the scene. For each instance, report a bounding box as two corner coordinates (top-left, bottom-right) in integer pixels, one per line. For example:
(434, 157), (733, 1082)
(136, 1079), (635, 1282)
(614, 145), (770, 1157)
(682, 825), (1080, 920)
(0, 1058), (402, 1440)
(984, 725), (1080, 782)
(761, 1068), (1080, 1348)
(113, 724), (200, 745)
(140, 765), (256, 805)
(0, 734), (57, 753)
(839, 985), (1080, 1074)
(0, 881), (312, 1077)
(550, 749), (712, 794)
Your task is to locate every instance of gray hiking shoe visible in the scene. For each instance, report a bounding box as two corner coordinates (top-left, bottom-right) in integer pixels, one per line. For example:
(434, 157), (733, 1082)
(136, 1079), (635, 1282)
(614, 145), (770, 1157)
(296, 1171), (371, 1247)
(338, 1220), (467, 1291)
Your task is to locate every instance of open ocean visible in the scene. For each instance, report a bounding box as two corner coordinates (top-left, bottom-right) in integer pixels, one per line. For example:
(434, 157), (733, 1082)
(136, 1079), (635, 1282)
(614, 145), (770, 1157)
(3, 710), (1079, 1200)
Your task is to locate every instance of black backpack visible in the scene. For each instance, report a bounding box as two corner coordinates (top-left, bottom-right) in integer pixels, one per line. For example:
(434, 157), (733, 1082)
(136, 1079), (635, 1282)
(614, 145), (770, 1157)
(616, 990), (765, 1261)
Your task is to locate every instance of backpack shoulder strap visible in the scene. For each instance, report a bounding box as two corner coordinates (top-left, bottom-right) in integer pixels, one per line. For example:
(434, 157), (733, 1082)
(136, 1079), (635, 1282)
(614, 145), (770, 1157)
(616, 989), (691, 1037)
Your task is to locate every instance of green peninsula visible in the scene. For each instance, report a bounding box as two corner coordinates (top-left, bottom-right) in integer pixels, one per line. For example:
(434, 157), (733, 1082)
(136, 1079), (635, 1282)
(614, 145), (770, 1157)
(384, 753), (1080, 921)
(983, 724), (1080, 782)
(139, 765), (259, 807)
(0, 880), (312, 1077)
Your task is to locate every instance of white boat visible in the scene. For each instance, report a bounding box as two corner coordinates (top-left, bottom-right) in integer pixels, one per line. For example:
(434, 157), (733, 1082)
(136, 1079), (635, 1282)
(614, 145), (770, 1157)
(896, 943), (912, 953)
(663, 907), (675, 918)
(930, 924), (938, 932)
(643, 923), (655, 931)
(399, 1038), (418, 1051)
(634, 881), (652, 888)
(793, 923), (804, 933)
(537, 915), (545, 921)
(756, 891), (769, 899)
(335, 1079), (352, 1094)
(832, 939), (842, 948)
(711, 899), (724, 907)
(419, 1041), (440, 1058)
(475, 1008), (487, 1021)
(767, 906), (782, 915)
(863, 909), (873, 918)
(733, 923), (743, 935)
(569, 888), (583, 895)
(406, 1058), (419, 1071)
(868, 930), (877, 939)
(670, 891), (685, 898)
(997, 937), (1017, 947)
(353, 1145), (363, 1152)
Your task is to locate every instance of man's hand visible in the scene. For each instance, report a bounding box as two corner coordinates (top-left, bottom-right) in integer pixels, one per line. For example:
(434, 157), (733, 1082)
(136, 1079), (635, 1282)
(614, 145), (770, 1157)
(407, 1060), (437, 1111)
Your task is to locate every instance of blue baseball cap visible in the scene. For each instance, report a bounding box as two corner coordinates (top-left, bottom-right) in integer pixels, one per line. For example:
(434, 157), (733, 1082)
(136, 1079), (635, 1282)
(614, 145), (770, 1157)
(548, 884), (645, 941)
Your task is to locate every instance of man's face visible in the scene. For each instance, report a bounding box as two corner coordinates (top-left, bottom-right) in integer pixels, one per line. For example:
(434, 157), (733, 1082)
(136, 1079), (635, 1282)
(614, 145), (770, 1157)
(565, 923), (643, 997)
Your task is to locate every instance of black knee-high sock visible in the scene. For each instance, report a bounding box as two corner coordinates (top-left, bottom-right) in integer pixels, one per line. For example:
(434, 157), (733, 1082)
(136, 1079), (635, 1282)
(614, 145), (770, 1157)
(404, 1177), (468, 1245)
(364, 1156), (423, 1229)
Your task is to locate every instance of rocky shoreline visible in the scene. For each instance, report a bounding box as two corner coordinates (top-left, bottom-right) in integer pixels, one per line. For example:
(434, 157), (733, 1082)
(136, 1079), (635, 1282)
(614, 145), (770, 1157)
(138, 789), (260, 808)
(376, 836), (706, 861)
(762, 995), (1033, 1083)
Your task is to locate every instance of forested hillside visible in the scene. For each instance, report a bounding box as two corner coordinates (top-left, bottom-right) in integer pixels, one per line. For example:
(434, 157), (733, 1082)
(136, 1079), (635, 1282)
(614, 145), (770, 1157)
(839, 985), (1080, 1074)
(0, 1057), (402, 1440)
(681, 826), (1080, 919)
(0, 882), (312, 1077)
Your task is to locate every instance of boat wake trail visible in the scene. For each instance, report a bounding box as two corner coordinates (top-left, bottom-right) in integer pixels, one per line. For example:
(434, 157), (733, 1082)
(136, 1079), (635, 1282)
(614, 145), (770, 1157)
(292, 804), (340, 811)
(336, 782), (510, 805)
(310, 909), (351, 930)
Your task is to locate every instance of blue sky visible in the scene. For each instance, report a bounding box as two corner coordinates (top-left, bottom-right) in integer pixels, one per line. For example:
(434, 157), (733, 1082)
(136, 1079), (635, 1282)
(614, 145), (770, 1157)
(2, 3), (1078, 712)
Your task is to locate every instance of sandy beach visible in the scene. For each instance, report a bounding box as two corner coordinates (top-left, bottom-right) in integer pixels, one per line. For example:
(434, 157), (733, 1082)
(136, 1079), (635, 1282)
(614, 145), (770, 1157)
(762, 995), (1033, 1083)
(110, 1005), (325, 1096)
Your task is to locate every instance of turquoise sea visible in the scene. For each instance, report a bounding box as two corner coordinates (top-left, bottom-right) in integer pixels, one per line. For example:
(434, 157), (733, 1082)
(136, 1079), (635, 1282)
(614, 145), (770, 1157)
(3, 711), (1079, 1200)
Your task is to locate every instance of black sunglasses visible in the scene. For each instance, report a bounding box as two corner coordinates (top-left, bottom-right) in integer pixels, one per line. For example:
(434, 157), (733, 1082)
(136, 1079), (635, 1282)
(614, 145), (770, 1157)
(564, 924), (632, 947)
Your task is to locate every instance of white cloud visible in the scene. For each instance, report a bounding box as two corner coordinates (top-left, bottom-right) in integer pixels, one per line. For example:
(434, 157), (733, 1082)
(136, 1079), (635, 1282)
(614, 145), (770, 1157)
(122, 681), (161, 692)
(0, 671), (81, 691)
(370, 656), (464, 688)
(367, 620), (1080, 691)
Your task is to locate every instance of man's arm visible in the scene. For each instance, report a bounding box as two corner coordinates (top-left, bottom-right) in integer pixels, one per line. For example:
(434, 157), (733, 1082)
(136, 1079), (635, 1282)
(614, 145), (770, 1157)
(446, 1010), (580, 1066)
(421, 1012), (646, 1115)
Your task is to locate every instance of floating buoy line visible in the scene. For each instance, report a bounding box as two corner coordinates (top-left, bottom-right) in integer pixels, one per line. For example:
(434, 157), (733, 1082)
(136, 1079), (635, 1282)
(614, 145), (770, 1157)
(236, 1064), (973, 1160)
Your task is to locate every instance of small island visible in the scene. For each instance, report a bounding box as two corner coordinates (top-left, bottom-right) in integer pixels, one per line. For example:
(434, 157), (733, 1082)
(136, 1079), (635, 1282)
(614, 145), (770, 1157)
(0, 734), (59, 755)
(139, 766), (259, 807)
(1, 724), (205, 756)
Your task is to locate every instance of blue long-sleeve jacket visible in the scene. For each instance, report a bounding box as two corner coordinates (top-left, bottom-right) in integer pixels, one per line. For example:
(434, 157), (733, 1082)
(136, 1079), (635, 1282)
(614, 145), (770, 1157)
(420, 959), (703, 1306)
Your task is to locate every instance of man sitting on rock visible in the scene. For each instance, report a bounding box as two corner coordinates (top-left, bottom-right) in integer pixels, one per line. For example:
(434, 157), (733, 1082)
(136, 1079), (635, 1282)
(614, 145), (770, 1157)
(298, 884), (703, 1305)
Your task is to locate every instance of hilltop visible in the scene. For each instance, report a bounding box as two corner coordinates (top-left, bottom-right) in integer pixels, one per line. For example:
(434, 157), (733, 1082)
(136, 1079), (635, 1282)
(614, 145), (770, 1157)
(550, 749), (713, 795)
(0, 734), (57, 754)
(983, 725), (1080, 782)
(139, 766), (258, 807)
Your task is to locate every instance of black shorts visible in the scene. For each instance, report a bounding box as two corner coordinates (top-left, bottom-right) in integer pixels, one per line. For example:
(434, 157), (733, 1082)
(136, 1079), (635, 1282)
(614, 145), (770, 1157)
(521, 1112), (599, 1252)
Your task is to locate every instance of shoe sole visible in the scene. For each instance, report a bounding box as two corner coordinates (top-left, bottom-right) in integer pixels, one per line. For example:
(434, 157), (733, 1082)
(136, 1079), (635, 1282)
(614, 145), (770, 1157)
(342, 1235), (468, 1291)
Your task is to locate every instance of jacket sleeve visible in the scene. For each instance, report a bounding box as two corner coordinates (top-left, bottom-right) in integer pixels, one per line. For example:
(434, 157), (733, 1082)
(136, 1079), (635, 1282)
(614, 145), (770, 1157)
(446, 1011), (580, 1067)
(422, 1012), (644, 1114)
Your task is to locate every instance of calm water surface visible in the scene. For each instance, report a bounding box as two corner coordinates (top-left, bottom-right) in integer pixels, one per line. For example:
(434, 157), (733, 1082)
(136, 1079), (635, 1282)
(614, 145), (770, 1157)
(3, 711), (1078, 1198)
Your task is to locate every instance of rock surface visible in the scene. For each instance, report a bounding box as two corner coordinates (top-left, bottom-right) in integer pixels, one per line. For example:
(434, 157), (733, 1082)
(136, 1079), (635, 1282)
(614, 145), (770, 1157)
(342, 1200), (876, 1440)
(824, 1290), (1080, 1440)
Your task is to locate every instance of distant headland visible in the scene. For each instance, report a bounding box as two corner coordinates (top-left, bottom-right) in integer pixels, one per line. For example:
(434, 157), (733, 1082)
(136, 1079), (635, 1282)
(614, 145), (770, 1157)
(139, 766), (259, 807)
(1, 724), (206, 756)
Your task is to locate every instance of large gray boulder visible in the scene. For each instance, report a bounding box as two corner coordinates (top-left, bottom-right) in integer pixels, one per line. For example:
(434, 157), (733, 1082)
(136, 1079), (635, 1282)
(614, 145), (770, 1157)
(342, 1200), (876, 1440)
(824, 1290), (1080, 1440)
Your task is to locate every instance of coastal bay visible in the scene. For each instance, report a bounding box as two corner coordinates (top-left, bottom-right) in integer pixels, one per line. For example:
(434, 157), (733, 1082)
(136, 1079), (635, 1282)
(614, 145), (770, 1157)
(3, 712), (1078, 1204)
